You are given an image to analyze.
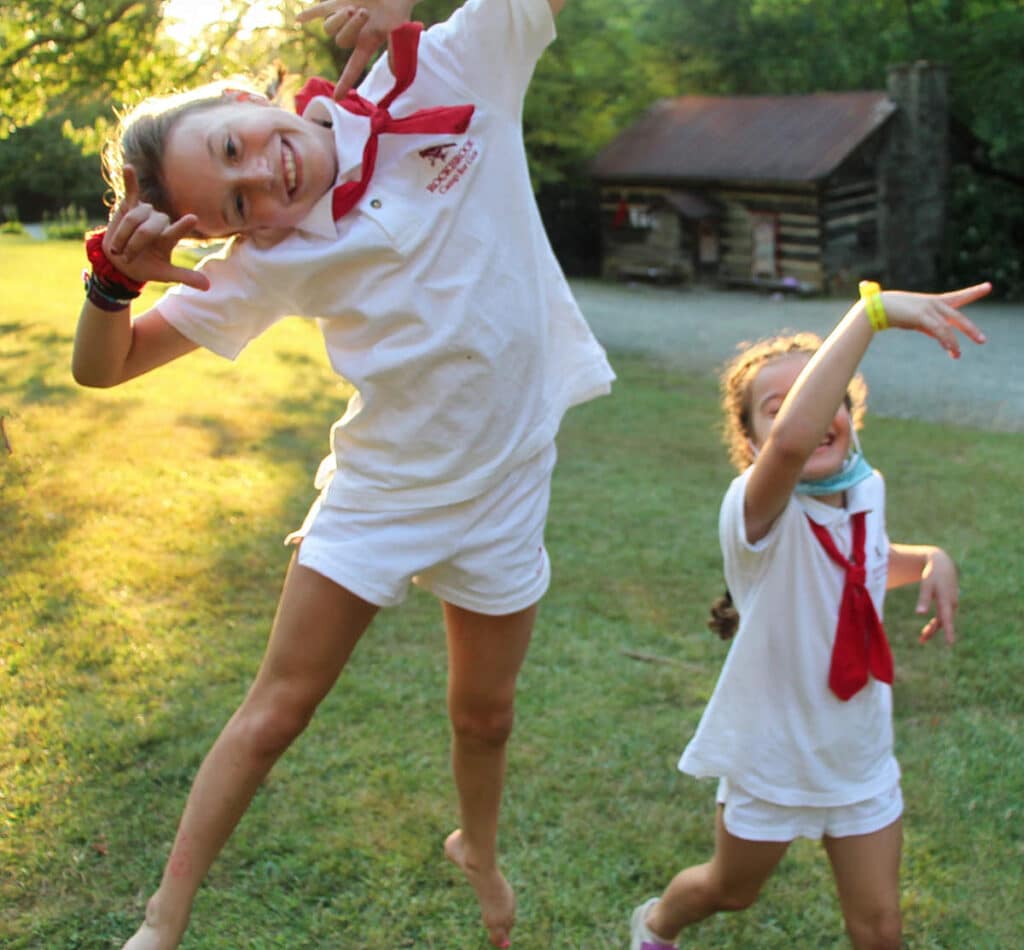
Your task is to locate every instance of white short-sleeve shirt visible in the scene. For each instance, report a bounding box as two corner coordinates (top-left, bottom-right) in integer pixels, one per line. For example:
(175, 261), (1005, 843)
(158, 0), (614, 511)
(678, 468), (900, 807)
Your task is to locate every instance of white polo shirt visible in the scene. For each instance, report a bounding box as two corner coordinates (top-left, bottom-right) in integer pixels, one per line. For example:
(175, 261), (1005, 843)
(679, 468), (900, 807)
(158, 0), (614, 511)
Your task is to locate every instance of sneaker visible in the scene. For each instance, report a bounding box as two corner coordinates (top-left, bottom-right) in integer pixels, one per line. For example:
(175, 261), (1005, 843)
(630, 897), (679, 950)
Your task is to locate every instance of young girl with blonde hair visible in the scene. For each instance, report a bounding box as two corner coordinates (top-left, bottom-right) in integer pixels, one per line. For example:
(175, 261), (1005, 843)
(73, 0), (612, 946)
(631, 280), (989, 950)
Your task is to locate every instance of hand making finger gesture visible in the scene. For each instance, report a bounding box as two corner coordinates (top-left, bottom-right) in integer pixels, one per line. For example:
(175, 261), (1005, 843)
(880, 282), (991, 358)
(102, 165), (210, 292)
(297, 0), (418, 99)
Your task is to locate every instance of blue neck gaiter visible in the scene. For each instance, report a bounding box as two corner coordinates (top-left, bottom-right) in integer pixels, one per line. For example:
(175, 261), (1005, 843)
(795, 431), (873, 497)
(796, 452), (873, 496)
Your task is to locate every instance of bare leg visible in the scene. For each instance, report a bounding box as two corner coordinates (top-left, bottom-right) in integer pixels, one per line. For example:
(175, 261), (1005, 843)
(645, 807), (790, 942)
(824, 818), (903, 950)
(442, 601), (536, 949)
(124, 554), (378, 950)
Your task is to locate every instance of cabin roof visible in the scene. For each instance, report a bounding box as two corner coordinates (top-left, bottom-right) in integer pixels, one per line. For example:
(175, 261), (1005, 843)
(592, 91), (897, 184)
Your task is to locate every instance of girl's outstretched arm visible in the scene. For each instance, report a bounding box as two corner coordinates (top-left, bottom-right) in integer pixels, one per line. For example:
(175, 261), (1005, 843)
(888, 543), (959, 644)
(744, 282), (990, 543)
(73, 307), (198, 388)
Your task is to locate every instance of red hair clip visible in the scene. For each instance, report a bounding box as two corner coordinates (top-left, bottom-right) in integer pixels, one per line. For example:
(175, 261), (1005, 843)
(221, 87), (267, 105)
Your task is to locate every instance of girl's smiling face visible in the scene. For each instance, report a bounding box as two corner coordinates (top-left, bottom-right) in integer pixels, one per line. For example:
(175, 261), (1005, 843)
(161, 99), (338, 240)
(748, 353), (853, 483)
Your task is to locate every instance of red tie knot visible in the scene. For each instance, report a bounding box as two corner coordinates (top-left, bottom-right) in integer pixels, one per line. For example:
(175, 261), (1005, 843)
(370, 108), (390, 134)
(848, 564), (867, 586)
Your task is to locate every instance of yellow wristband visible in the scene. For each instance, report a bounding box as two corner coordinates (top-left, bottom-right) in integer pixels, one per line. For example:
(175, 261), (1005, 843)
(858, 280), (888, 331)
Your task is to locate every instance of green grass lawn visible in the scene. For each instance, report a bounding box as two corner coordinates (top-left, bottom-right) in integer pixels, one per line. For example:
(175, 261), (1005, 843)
(2, 235), (1022, 948)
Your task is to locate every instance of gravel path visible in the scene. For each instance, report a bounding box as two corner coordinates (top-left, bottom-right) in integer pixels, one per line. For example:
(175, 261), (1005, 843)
(571, 279), (1024, 433)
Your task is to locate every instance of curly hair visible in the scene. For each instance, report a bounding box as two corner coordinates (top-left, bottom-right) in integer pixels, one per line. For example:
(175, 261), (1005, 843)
(718, 332), (868, 473)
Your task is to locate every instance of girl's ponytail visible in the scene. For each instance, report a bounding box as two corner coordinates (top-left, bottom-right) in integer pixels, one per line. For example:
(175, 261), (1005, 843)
(707, 589), (739, 640)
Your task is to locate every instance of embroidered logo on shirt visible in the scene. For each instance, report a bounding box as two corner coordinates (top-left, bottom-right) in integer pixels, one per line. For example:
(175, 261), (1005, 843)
(419, 143), (458, 167)
(425, 139), (479, 195)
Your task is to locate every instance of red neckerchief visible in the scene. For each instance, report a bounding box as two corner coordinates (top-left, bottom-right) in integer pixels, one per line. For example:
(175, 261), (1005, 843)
(806, 511), (894, 701)
(294, 22), (475, 220)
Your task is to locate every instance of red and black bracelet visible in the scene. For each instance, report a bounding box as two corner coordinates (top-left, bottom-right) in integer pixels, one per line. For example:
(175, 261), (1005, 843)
(83, 227), (146, 311)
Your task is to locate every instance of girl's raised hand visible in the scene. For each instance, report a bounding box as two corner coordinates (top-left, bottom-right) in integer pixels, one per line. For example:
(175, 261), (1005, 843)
(297, 0), (418, 99)
(880, 282), (991, 358)
(101, 165), (210, 292)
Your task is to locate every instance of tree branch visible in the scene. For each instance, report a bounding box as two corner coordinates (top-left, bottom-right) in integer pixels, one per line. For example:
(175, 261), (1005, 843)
(1, 0), (142, 71)
(964, 155), (1024, 189)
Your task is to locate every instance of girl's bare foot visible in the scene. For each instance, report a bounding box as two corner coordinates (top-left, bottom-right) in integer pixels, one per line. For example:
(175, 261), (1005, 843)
(122, 896), (189, 950)
(123, 929), (171, 950)
(444, 829), (515, 948)
(122, 923), (176, 950)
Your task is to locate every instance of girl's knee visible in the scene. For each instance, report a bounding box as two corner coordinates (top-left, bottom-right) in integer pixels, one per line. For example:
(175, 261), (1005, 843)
(699, 868), (763, 913)
(846, 907), (902, 950)
(235, 694), (317, 758)
(714, 884), (761, 913)
(449, 703), (515, 747)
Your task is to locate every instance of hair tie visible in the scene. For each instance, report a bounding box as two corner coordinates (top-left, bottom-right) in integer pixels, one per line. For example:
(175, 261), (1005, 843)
(83, 228), (145, 310)
(85, 228), (146, 292)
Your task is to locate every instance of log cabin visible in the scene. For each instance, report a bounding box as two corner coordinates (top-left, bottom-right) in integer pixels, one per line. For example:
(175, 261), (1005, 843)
(591, 63), (948, 294)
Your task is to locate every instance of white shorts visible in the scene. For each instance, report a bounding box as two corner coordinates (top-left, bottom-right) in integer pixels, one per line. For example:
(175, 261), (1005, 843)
(285, 443), (557, 615)
(716, 777), (904, 842)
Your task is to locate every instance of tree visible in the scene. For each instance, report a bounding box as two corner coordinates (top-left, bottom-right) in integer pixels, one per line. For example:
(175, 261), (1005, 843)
(1, 0), (167, 137)
(0, 117), (102, 219)
(2, 0), (1019, 291)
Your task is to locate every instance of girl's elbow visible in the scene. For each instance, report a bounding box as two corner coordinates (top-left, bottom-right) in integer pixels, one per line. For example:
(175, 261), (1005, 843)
(71, 361), (120, 389)
(767, 430), (808, 467)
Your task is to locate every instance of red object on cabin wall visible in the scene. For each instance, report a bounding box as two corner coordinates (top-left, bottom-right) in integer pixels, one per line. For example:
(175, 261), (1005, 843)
(612, 196), (629, 229)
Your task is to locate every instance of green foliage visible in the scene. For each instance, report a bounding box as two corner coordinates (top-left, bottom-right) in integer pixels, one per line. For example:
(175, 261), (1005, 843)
(0, 117), (104, 221)
(0, 0), (167, 137)
(41, 204), (92, 240)
(2, 240), (1023, 946)
(944, 166), (1024, 298)
(524, 0), (684, 185)
(1, 0), (1020, 291)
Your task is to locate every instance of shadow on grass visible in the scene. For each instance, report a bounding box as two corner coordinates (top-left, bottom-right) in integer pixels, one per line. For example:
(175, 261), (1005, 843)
(2, 334), (363, 939)
(1, 324), (79, 406)
(5, 336), (1023, 946)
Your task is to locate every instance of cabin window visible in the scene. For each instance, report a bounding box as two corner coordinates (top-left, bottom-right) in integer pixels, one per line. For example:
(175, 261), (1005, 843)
(699, 221), (719, 264)
(751, 213), (778, 279)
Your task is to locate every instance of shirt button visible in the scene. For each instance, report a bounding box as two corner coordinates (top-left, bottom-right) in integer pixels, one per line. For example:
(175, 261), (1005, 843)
(370, 198), (382, 209)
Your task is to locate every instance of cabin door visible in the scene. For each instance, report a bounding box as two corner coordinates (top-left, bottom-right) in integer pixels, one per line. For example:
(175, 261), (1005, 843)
(751, 213), (778, 279)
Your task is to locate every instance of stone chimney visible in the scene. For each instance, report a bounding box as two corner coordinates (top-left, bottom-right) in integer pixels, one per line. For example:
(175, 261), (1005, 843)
(879, 62), (949, 289)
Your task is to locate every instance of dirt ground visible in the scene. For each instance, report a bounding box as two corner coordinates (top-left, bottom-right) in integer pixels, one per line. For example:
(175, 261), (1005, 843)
(571, 279), (1024, 433)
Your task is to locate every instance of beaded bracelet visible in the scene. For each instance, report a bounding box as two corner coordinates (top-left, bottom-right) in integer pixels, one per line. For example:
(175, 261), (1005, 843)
(858, 280), (888, 331)
(82, 269), (140, 312)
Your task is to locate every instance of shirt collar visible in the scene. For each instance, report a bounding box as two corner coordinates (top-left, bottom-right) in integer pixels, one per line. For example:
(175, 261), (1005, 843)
(295, 186), (338, 240)
(291, 97), (369, 240)
(324, 98), (370, 180)
(797, 469), (877, 525)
